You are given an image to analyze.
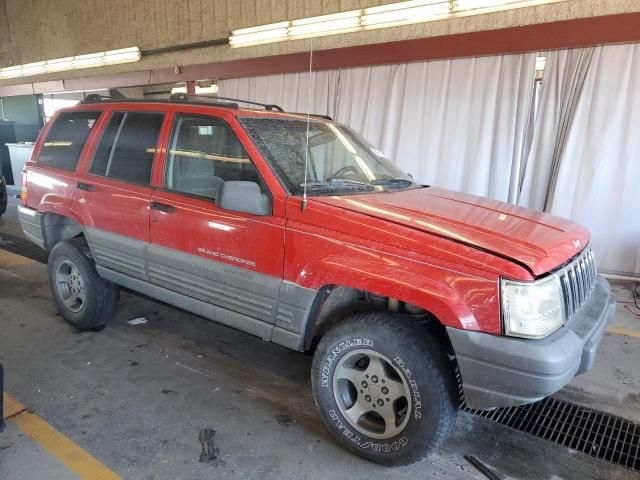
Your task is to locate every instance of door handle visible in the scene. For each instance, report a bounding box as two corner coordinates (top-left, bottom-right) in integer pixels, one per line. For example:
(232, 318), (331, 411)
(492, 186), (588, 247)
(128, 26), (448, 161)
(76, 182), (96, 192)
(150, 201), (176, 213)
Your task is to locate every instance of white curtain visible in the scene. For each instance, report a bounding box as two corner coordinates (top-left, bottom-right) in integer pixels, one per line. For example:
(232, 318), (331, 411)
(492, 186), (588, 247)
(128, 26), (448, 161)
(521, 44), (640, 276)
(219, 53), (537, 202)
(518, 48), (595, 210)
(218, 70), (340, 118)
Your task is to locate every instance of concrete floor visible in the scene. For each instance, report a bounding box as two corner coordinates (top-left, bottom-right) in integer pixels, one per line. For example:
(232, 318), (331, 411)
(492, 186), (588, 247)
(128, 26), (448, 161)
(1, 194), (639, 480)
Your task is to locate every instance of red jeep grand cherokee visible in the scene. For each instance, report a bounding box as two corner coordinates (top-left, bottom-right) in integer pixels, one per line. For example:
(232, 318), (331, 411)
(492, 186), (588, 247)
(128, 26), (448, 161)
(18, 95), (615, 465)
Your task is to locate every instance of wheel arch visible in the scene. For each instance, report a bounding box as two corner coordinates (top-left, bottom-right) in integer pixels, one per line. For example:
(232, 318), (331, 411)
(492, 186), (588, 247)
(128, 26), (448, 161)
(302, 284), (458, 360)
(41, 211), (85, 250)
(303, 284), (464, 408)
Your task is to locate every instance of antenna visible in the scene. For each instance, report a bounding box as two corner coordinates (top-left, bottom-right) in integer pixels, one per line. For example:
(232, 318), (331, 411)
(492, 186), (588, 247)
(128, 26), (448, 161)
(301, 38), (313, 213)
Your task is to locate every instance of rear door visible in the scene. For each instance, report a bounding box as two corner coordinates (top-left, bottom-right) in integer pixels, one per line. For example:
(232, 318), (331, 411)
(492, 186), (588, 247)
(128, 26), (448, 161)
(148, 109), (286, 339)
(74, 107), (167, 280)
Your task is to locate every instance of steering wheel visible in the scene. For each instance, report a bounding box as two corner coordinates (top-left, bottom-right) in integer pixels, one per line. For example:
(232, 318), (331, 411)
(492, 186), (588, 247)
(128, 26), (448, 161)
(327, 165), (358, 181)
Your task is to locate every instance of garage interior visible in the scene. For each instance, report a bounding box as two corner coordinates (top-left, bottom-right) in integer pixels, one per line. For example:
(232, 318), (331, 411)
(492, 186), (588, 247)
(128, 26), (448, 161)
(1, 0), (639, 479)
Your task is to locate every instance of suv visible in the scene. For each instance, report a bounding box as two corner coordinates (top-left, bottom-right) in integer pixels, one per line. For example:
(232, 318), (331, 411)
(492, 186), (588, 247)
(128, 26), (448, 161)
(18, 95), (615, 466)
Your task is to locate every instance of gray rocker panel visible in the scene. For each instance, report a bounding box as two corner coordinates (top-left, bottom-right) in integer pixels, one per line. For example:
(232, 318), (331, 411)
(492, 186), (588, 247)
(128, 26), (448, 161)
(85, 227), (147, 280)
(97, 266), (274, 341)
(146, 243), (282, 324)
(85, 227), (318, 349)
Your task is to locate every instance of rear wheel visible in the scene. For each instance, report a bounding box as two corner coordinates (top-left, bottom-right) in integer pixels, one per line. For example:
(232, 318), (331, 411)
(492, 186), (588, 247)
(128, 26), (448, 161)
(311, 312), (458, 466)
(48, 239), (119, 330)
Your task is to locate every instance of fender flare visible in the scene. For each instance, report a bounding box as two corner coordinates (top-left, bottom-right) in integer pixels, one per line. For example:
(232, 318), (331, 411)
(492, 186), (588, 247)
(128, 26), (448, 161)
(295, 256), (484, 344)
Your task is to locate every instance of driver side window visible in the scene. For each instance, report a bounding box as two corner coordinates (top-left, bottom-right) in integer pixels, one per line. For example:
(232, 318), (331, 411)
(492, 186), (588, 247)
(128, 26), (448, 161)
(165, 114), (261, 201)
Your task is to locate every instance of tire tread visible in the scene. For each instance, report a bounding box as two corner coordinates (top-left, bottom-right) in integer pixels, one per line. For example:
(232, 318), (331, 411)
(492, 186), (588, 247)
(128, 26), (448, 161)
(48, 238), (119, 330)
(311, 311), (458, 466)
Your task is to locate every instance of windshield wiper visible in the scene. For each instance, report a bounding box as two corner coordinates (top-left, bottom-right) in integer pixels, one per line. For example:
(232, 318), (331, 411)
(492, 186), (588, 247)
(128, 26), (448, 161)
(301, 179), (374, 188)
(299, 179), (377, 194)
(370, 178), (414, 187)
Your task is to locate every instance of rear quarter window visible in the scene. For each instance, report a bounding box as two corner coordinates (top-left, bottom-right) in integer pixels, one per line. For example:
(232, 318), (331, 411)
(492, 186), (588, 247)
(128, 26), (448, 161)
(38, 111), (101, 171)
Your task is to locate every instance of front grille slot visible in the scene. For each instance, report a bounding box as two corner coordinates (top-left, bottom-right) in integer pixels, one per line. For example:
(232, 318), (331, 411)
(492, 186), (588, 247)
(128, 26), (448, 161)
(557, 248), (596, 320)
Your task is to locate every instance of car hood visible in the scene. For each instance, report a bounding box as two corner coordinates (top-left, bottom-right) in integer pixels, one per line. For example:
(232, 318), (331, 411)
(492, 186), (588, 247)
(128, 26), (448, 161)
(312, 187), (590, 276)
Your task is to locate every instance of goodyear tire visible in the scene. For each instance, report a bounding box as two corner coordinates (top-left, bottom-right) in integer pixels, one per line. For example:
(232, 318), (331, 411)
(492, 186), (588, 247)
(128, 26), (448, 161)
(311, 312), (458, 466)
(48, 239), (119, 330)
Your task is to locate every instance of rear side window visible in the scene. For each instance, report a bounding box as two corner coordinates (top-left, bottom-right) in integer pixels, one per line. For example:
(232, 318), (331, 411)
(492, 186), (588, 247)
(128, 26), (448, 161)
(90, 111), (164, 185)
(38, 111), (100, 171)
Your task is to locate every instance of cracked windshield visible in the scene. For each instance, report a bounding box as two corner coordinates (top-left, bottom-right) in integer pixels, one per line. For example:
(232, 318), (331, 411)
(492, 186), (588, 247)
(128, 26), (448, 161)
(240, 117), (420, 195)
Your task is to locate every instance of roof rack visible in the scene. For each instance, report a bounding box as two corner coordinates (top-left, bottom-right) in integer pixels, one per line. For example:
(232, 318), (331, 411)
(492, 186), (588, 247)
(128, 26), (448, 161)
(81, 93), (238, 110)
(83, 93), (127, 102)
(81, 93), (285, 113)
(171, 93), (285, 112)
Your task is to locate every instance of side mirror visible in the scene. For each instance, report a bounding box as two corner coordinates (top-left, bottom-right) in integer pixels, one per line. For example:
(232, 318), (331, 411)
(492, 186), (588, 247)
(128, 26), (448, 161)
(218, 181), (271, 216)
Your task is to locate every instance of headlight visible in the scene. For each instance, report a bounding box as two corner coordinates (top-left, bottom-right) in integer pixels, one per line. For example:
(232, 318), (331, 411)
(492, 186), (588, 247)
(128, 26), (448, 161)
(501, 275), (565, 339)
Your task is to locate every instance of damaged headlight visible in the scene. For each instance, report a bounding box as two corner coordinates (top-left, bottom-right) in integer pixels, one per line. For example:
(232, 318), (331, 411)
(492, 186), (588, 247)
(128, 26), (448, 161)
(501, 275), (565, 339)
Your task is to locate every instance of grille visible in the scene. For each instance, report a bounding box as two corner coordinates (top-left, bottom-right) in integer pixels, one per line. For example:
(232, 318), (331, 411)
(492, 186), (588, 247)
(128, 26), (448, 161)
(464, 397), (640, 473)
(558, 248), (597, 321)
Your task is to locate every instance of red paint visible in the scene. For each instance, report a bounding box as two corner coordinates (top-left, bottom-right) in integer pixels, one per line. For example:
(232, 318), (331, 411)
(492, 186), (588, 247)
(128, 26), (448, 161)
(24, 102), (591, 335)
(73, 104), (169, 243)
(49, 12), (640, 93)
(149, 107), (287, 279)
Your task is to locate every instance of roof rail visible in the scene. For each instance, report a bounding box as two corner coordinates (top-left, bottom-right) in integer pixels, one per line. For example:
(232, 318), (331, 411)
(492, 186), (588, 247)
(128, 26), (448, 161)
(80, 92), (286, 113)
(171, 93), (285, 112)
(80, 93), (238, 109)
(82, 93), (128, 103)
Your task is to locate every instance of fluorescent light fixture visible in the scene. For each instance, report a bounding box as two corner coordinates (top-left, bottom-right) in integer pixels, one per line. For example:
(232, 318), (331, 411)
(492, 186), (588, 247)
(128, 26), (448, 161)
(20, 61), (47, 76)
(232, 21), (290, 36)
(230, 11), (361, 46)
(455, 0), (519, 9)
(73, 53), (104, 69)
(46, 57), (74, 73)
(228, 25), (289, 46)
(289, 10), (361, 36)
(0, 46), (141, 79)
(229, 0), (565, 47)
(362, 0), (450, 28)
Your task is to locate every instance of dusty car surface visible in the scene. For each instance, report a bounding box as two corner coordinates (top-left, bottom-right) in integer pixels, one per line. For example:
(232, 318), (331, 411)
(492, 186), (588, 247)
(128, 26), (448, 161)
(18, 95), (616, 465)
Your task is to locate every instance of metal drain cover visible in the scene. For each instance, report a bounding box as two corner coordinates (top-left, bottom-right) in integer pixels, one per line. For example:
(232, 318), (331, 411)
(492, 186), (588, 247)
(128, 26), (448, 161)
(464, 396), (640, 473)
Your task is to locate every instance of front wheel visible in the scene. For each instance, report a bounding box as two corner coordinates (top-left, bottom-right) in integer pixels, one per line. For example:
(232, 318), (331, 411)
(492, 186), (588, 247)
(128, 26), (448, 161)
(311, 312), (458, 466)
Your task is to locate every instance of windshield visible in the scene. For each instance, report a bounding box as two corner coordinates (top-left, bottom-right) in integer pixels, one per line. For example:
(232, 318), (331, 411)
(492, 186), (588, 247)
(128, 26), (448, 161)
(239, 117), (419, 196)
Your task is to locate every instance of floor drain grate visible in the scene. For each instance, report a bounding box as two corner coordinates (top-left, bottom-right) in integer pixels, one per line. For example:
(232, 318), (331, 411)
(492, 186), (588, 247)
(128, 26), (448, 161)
(464, 396), (640, 473)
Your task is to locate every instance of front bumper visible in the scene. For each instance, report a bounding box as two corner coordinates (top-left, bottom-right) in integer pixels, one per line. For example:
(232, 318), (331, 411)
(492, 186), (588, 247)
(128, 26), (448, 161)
(448, 276), (616, 409)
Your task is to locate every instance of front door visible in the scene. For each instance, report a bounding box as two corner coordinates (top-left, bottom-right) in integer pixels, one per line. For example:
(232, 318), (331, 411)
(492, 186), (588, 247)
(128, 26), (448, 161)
(148, 111), (286, 338)
(74, 109), (166, 280)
